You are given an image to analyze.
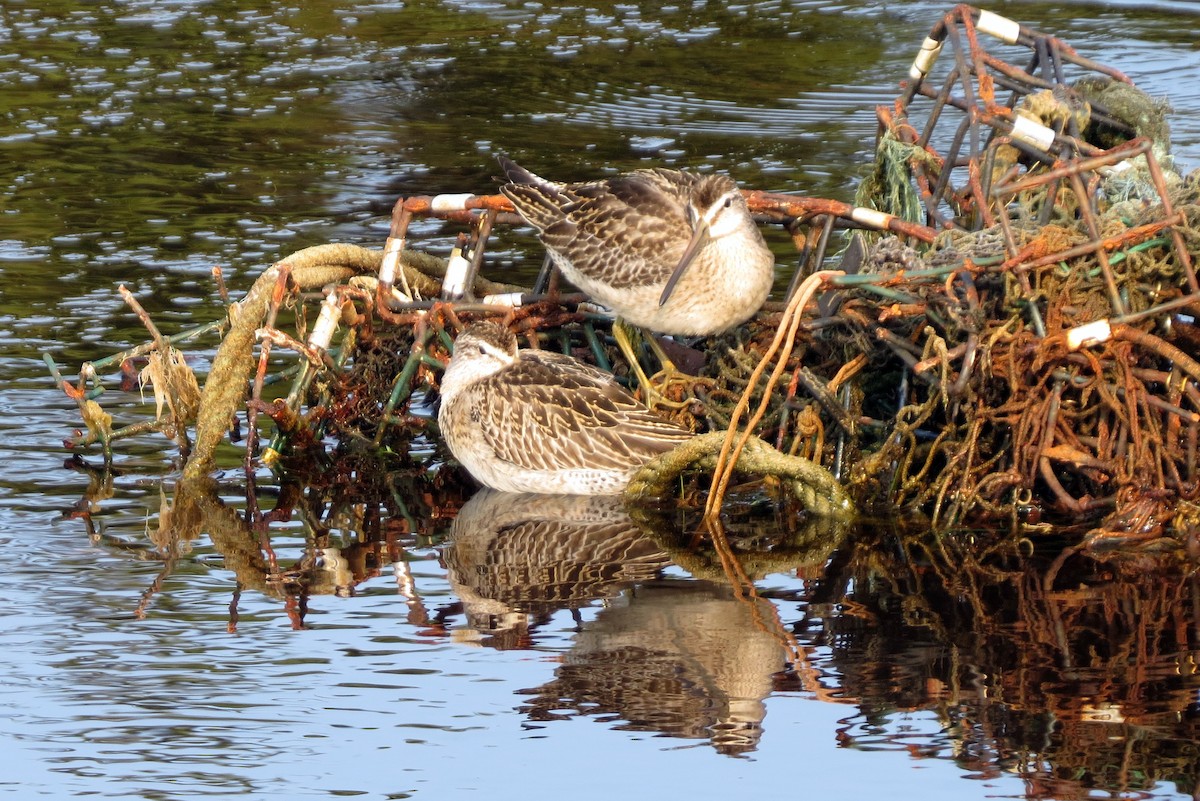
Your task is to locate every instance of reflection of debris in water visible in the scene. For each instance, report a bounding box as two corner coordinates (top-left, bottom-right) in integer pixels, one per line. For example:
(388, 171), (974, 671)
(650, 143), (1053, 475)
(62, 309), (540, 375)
(102, 465), (462, 627)
(799, 520), (1200, 795)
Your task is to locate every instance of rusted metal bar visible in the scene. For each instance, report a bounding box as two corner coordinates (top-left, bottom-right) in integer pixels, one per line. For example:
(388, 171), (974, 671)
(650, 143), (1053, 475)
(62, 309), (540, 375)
(1001, 213), (1185, 276)
(905, 5), (1130, 101)
(374, 322), (436, 447)
(1113, 325), (1200, 387)
(1141, 144), (1199, 292)
(994, 137), (1153, 196)
(462, 208), (498, 301)
(784, 214), (835, 301)
(377, 202), (414, 321)
(1066, 168), (1126, 317)
(396, 187), (940, 244)
(743, 191), (939, 243)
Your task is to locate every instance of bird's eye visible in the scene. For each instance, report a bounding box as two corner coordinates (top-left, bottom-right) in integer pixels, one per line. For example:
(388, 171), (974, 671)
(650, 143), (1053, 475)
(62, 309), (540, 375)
(477, 344), (487, 355)
(723, 197), (733, 209)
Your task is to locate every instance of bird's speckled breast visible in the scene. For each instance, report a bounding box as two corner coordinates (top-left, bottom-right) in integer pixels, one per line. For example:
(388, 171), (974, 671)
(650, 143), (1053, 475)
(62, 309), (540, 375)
(559, 225), (774, 335)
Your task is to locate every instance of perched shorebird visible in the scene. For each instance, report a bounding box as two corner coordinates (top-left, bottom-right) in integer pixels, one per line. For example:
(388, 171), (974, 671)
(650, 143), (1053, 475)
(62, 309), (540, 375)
(497, 155), (775, 404)
(438, 321), (692, 495)
(497, 155), (774, 334)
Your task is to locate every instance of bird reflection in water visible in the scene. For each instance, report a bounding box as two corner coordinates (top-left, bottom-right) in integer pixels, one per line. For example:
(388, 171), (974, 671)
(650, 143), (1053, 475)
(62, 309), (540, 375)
(442, 489), (670, 648)
(518, 579), (786, 756)
(442, 489), (789, 755)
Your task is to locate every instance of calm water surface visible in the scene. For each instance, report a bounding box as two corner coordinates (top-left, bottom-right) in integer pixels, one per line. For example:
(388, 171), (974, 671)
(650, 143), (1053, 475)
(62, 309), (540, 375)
(4, 1), (1200, 799)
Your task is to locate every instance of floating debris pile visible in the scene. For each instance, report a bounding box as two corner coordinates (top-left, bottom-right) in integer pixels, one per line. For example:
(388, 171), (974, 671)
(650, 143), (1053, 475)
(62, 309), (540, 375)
(49, 5), (1200, 551)
(828, 4), (1200, 545)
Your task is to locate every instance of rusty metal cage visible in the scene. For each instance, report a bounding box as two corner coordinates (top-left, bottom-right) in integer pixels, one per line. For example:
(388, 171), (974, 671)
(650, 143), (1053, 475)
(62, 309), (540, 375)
(882, 4), (1197, 321)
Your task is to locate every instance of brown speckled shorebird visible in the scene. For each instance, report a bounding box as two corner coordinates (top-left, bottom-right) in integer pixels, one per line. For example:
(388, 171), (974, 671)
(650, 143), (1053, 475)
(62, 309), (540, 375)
(438, 321), (692, 495)
(497, 155), (775, 402)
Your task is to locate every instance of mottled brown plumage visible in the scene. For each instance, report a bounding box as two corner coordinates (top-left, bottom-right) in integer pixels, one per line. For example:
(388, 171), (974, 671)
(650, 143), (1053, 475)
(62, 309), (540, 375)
(497, 155), (774, 336)
(444, 490), (670, 637)
(438, 321), (692, 494)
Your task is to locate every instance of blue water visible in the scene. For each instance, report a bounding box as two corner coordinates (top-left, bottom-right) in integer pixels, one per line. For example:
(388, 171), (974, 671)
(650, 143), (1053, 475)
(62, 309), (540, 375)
(3, 1), (1200, 798)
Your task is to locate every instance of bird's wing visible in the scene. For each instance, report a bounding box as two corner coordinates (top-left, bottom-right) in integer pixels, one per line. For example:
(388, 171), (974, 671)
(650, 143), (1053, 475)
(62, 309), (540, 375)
(504, 170), (696, 289)
(572, 176), (693, 287)
(519, 349), (618, 386)
(500, 182), (570, 233)
(471, 355), (690, 473)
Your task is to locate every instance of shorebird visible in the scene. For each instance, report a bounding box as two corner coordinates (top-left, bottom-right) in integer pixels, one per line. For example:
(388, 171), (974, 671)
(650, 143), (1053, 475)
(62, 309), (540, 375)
(497, 155), (775, 403)
(438, 321), (692, 495)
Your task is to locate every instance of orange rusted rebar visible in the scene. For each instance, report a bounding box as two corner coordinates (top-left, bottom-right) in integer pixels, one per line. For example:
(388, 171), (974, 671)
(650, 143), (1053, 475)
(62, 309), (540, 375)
(744, 191), (939, 243)
(396, 188), (940, 244)
(995, 138), (1153, 196)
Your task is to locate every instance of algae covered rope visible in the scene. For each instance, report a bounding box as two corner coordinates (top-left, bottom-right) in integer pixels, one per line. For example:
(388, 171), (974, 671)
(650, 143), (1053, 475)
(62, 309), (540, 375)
(624, 432), (853, 518)
(184, 245), (373, 478)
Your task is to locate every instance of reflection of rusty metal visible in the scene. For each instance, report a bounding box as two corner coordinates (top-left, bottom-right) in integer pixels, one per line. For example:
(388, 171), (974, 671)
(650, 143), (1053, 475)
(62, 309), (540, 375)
(803, 521), (1200, 795)
(146, 466), (469, 628)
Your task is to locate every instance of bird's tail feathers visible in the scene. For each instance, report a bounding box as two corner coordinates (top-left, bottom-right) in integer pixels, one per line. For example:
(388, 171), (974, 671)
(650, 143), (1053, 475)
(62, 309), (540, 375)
(496, 153), (558, 189)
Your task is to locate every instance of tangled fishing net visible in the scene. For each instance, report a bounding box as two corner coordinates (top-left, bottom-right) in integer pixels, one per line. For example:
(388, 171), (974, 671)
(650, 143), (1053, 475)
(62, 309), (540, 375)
(51, 5), (1200, 553)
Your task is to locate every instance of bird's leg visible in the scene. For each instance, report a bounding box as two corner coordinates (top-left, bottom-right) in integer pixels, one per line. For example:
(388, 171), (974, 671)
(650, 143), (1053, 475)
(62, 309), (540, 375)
(643, 332), (719, 409)
(611, 319), (660, 402)
(532, 253), (557, 296)
(612, 320), (703, 411)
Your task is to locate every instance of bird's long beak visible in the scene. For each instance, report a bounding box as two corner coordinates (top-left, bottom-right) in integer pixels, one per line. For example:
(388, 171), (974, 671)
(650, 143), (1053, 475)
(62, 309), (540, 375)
(659, 221), (710, 307)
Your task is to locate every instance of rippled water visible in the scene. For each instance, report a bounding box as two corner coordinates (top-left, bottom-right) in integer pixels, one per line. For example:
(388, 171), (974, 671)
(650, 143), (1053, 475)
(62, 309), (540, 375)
(4, 1), (1200, 799)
